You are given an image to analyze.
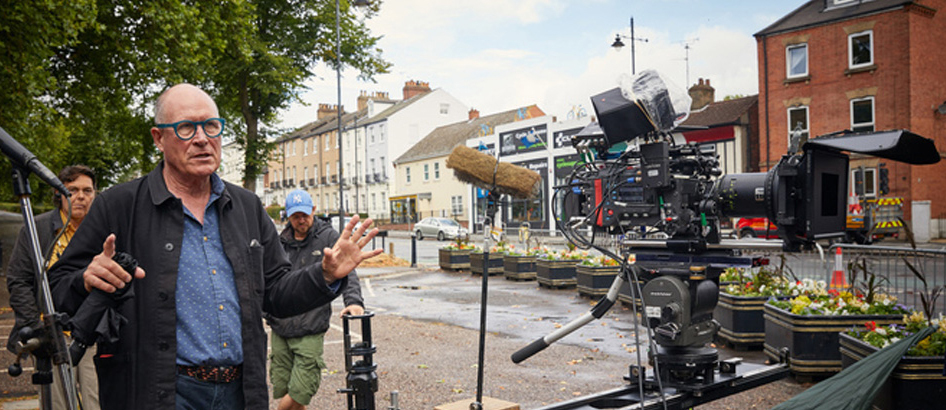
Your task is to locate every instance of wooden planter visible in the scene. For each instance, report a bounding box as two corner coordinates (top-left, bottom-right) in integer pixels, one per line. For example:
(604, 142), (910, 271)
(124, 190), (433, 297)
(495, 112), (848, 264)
(839, 332), (946, 410)
(503, 254), (536, 281)
(714, 292), (790, 350)
(536, 259), (577, 288)
(469, 251), (503, 276)
(763, 304), (903, 378)
(576, 265), (620, 297)
(439, 248), (471, 270)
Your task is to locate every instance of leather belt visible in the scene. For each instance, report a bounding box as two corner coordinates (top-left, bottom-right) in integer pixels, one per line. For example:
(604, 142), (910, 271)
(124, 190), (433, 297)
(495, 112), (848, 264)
(177, 364), (242, 383)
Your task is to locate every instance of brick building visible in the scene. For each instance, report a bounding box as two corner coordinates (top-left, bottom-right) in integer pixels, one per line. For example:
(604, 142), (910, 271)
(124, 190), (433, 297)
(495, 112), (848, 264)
(755, 0), (946, 237)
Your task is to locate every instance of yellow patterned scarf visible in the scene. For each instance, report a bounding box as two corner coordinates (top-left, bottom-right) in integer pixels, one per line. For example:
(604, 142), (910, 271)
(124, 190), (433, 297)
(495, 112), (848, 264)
(46, 210), (77, 269)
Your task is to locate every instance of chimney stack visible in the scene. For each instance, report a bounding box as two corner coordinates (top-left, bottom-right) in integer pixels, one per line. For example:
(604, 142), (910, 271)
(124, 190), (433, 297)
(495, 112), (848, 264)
(403, 80), (431, 100)
(357, 91), (369, 111)
(317, 103), (344, 120)
(688, 78), (715, 111)
(469, 108), (480, 120)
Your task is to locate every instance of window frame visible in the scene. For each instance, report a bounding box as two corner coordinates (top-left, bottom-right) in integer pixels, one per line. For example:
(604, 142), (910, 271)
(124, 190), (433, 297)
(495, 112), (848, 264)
(786, 43), (808, 78)
(850, 167), (878, 198)
(786, 106), (810, 147)
(848, 30), (874, 70)
(424, 164), (429, 181)
(850, 96), (875, 133)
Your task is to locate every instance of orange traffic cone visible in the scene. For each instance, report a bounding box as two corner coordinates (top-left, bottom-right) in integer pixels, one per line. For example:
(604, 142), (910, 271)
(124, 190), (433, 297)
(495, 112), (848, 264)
(830, 247), (847, 289)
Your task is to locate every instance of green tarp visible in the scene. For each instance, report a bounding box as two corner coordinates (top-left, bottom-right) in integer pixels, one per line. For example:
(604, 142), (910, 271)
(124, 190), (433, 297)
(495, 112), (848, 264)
(771, 326), (936, 410)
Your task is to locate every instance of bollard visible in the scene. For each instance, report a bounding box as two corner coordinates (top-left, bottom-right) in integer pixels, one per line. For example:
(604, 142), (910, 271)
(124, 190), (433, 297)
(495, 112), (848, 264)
(410, 234), (417, 267)
(389, 242), (394, 256)
(388, 391), (399, 410)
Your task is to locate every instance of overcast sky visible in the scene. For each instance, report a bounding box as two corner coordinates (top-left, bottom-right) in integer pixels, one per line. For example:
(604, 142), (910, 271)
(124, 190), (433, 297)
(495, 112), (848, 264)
(278, 0), (803, 130)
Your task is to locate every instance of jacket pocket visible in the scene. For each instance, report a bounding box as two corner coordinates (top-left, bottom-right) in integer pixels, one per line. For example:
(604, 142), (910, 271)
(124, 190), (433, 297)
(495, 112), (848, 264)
(94, 351), (130, 409)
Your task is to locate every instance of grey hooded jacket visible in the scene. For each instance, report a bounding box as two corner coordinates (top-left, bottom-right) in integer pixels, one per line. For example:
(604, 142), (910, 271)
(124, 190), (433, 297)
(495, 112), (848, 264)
(266, 217), (363, 338)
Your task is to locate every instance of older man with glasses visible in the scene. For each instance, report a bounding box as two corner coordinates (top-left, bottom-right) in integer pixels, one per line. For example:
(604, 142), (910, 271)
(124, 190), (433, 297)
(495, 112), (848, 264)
(49, 83), (382, 410)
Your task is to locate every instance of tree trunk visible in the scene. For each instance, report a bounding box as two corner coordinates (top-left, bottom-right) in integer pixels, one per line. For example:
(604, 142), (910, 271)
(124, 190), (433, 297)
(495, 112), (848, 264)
(239, 72), (259, 192)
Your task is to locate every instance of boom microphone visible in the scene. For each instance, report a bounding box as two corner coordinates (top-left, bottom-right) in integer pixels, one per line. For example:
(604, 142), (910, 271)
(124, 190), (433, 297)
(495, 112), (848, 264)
(0, 126), (70, 195)
(446, 145), (542, 199)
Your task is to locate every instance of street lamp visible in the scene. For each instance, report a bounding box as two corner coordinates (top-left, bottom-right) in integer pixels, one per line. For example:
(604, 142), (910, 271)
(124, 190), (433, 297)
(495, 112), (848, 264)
(336, 0), (371, 233)
(611, 17), (647, 75)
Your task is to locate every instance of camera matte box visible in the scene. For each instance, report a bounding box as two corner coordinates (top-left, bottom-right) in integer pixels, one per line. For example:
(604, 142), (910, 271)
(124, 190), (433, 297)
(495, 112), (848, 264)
(591, 87), (655, 146)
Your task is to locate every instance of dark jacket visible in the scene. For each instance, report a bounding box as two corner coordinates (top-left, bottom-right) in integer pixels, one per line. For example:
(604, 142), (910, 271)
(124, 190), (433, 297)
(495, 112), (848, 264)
(48, 163), (346, 410)
(6, 210), (63, 353)
(267, 218), (363, 338)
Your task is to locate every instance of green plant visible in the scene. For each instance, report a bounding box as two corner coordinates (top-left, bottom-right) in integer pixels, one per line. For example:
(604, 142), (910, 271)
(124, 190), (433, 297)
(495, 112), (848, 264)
(846, 312), (946, 357)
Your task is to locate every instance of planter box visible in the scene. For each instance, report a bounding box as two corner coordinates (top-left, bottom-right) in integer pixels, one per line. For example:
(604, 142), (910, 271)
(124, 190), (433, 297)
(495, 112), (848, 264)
(839, 332), (946, 410)
(439, 248), (471, 270)
(763, 304), (902, 378)
(576, 265), (620, 297)
(715, 292), (790, 350)
(503, 254), (536, 281)
(470, 251), (503, 276)
(536, 259), (577, 288)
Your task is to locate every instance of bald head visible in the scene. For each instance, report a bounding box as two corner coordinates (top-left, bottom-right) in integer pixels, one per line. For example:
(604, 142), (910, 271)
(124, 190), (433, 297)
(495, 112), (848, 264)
(154, 84), (218, 124)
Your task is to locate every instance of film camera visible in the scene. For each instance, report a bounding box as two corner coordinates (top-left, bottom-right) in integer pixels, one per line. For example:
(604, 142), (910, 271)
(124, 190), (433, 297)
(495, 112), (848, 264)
(545, 70), (939, 395)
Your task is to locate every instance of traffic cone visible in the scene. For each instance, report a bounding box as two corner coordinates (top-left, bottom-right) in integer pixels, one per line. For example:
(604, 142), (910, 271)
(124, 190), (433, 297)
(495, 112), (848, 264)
(830, 247), (847, 289)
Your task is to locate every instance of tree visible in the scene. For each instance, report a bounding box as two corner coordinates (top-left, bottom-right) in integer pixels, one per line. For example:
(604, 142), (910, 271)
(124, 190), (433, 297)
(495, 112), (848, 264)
(214, 0), (390, 192)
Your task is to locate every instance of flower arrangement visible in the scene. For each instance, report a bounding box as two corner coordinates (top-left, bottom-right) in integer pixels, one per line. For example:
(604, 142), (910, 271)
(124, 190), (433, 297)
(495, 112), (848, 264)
(506, 246), (543, 257)
(579, 255), (620, 267)
(537, 248), (586, 261)
(489, 241), (514, 254)
(845, 311), (946, 356)
(720, 267), (794, 297)
(768, 288), (911, 316)
(441, 241), (478, 251)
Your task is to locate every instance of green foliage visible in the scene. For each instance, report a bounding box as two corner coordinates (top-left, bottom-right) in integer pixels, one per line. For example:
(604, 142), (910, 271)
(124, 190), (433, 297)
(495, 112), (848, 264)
(0, 0), (389, 200)
(266, 204), (282, 221)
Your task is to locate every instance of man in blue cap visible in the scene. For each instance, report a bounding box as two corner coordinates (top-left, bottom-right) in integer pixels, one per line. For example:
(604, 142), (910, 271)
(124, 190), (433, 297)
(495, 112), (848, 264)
(268, 189), (365, 410)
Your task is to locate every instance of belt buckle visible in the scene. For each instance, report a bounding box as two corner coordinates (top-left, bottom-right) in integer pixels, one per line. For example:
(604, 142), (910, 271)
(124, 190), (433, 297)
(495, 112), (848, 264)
(213, 366), (227, 383)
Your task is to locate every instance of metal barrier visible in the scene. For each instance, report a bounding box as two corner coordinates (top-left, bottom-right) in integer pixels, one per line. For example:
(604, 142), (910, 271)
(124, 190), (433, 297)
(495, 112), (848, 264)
(744, 244), (946, 315)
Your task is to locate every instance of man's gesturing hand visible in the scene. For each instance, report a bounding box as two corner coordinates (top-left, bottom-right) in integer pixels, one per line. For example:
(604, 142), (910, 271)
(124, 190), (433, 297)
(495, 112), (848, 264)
(322, 215), (383, 284)
(83, 234), (147, 293)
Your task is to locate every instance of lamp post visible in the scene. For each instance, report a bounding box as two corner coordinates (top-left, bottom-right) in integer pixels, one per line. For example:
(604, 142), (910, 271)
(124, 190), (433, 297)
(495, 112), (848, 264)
(336, 0), (371, 232)
(611, 17), (647, 75)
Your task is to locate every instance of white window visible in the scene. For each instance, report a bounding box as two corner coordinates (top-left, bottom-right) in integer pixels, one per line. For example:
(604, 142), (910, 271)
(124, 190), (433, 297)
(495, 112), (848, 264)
(850, 167), (877, 198)
(851, 97), (875, 132)
(292, 166), (296, 184)
(291, 140), (296, 156)
(379, 125), (385, 142)
(303, 139), (308, 156)
(325, 135), (330, 150)
(304, 167), (308, 183)
(314, 165), (319, 180)
(406, 167), (411, 183)
(325, 162), (331, 177)
(786, 43), (808, 78)
(440, 103), (450, 114)
(370, 158), (375, 174)
(848, 30), (873, 69)
(371, 193), (376, 210)
(336, 134), (340, 148)
(370, 128), (375, 143)
(434, 162), (440, 179)
(787, 106), (809, 148)
(380, 156), (385, 176)
(451, 195), (463, 216)
(424, 164), (429, 181)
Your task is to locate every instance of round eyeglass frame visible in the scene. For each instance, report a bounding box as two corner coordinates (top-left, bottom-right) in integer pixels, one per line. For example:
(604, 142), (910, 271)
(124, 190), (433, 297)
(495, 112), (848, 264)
(155, 118), (226, 141)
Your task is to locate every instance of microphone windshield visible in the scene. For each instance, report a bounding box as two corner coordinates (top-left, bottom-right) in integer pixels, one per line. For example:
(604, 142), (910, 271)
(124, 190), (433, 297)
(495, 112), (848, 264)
(446, 146), (541, 199)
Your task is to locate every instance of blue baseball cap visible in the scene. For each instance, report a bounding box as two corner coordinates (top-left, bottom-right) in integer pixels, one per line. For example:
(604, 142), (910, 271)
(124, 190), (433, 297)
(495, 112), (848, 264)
(285, 189), (314, 217)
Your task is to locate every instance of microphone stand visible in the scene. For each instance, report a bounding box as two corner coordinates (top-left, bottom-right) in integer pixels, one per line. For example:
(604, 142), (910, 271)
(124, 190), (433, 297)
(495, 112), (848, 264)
(6, 166), (80, 410)
(471, 154), (503, 410)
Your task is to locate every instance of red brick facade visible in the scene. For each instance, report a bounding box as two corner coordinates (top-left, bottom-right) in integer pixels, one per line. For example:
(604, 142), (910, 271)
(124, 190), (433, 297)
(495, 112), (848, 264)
(756, 0), (946, 222)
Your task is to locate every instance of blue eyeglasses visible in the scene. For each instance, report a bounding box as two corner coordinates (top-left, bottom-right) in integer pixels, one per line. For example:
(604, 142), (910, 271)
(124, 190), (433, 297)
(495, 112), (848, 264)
(155, 118), (226, 141)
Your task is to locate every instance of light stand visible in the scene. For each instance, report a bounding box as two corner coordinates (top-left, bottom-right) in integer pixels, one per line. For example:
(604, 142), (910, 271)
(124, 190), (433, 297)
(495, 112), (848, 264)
(336, 0), (345, 232)
(6, 166), (79, 410)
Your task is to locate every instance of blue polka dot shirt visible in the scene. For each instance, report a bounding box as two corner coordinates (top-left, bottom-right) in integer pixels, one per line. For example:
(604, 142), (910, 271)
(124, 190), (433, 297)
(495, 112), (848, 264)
(175, 175), (242, 366)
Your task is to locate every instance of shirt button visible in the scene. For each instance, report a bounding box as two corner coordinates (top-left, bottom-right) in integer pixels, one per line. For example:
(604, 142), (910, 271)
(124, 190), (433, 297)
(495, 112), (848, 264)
(212, 269), (217, 275)
(203, 236), (208, 242)
(219, 305), (224, 311)
(223, 342), (228, 348)
(164, 243), (174, 251)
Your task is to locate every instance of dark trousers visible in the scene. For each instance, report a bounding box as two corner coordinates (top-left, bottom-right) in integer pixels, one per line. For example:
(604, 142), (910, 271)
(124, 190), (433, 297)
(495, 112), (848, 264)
(175, 374), (245, 410)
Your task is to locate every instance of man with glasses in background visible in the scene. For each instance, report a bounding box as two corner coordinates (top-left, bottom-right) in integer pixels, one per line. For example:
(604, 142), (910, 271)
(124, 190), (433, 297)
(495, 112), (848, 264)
(7, 165), (100, 410)
(49, 83), (382, 410)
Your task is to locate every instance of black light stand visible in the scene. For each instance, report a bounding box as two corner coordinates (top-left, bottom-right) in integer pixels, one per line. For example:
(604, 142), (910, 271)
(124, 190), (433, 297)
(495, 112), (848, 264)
(5, 166), (79, 410)
(339, 312), (379, 410)
(471, 190), (500, 410)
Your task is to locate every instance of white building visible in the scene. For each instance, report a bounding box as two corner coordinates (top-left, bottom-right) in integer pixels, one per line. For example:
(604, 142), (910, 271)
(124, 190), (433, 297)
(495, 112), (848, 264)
(219, 138), (265, 199)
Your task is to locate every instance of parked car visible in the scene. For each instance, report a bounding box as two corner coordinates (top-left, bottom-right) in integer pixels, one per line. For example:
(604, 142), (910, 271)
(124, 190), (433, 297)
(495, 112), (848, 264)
(329, 215), (363, 232)
(735, 217), (779, 239)
(414, 217), (468, 241)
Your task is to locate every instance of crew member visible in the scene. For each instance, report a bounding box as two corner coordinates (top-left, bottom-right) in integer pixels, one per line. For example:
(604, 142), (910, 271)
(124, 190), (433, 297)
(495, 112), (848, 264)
(269, 189), (365, 410)
(7, 165), (100, 410)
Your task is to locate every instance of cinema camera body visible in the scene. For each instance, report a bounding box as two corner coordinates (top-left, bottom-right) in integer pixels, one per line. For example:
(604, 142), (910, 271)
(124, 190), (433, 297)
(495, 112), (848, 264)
(556, 70), (939, 386)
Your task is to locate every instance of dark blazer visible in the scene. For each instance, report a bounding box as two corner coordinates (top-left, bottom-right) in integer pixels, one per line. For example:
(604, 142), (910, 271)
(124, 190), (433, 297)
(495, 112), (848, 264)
(48, 163), (346, 410)
(5, 210), (63, 352)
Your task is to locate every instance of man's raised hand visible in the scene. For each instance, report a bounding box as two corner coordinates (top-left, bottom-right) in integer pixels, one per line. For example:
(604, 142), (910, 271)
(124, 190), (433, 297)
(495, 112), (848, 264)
(322, 215), (383, 283)
(83, 234), (146, 293)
